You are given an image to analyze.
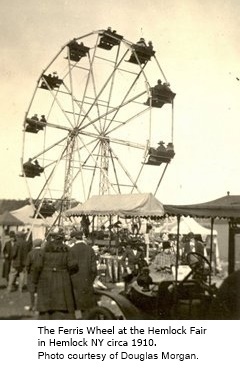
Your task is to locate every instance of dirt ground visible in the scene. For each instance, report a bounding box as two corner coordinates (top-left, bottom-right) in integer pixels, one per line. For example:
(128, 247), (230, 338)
(0, 257), (123, 320)
(0, 258), (37, 320)
(0, 256), (226, 320)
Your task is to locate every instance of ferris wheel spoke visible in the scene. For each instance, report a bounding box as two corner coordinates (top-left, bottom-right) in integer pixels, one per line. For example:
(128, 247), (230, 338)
(62, 80), (101, 135)
(61, 45), (102, 134)
(104, 65), (148, 133)
(34, 142), (69, 204)
(102, 44), (122, 133)
(109, 147), (121, 193)
(106, 106), (151, 137)
(66, 53), (78, 127)
(78, 49), (129, 129)
(79, 90), (146, 132)
(109, 145), (142, 193)
(87, 142), (102, 199)
(40, 77), (75, 129)
(75, 134), (117, 195)
(88, 49), (106, 132)
(23, 28), (175, 222)
(29, 135), (69, 162)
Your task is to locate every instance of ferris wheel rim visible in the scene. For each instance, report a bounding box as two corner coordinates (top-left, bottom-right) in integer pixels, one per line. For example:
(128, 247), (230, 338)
(22, 28), (175, 223)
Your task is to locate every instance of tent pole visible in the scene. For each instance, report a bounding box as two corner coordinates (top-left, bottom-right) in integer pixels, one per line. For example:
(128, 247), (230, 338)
(92, 216), (95, 245)
(172, 214), (180, 317)
(175, 215), (180, 283)
(209, 217), (215, 285)
(228, 219), (235, 275)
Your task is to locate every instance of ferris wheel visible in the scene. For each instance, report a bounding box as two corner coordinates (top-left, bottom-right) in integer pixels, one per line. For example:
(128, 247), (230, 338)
(21, 27), (176, 221)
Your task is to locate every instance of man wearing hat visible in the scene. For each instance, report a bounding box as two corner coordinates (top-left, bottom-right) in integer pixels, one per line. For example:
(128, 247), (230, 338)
(69, 231), (97, 319)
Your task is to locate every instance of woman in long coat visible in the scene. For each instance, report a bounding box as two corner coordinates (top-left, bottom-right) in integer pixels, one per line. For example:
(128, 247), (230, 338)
(69, 231), (97, 318)
(33, 234), (78, 320)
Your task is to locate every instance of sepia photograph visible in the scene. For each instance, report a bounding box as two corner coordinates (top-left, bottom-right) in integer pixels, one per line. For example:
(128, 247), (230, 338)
(0, 0), (240, 321)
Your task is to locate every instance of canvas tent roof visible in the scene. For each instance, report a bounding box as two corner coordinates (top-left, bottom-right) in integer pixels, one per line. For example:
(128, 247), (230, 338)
(164, 194), (240, 219)
(0, 211), (24, 226)
(159, 216), (217, 236)
(66, 193), (164, 218)
(11, 204), (56, 226)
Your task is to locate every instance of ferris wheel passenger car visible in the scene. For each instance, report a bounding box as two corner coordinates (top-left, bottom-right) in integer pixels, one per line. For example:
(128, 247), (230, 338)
(67, 40), (90, 62)
(40, 73), (63, 90)
(145, 82), (176, 108)
(22, 27), (176, 222)
(98, 28), (123, 50)
(23, 159), (44, 178)
(128, 40), (155, 65)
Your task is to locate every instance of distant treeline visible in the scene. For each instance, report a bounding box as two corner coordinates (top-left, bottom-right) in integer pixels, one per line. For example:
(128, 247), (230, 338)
(0, 198), (79, 215)
(0, 199), (30, 215)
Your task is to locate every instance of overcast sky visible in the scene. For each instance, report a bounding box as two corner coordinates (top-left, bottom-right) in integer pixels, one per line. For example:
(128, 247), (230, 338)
(0, 0), (239, 205)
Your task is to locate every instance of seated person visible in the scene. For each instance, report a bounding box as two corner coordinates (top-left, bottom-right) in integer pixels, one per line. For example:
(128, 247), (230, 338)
(97, 225), (106, 240)
(156, 141), (166, 153)
(23, 158), (43, 177)
(166, 142), (174, 151)
(98, 27), (122, 49)
(41, 72), (63, 90)
(51, 72), (62, 88)
(154, 79), (164, 92)
(25, 114), (40, 133)
(39, 201), (55, 217)
(152, 241), (176, 275)
(152, 80), (175, 101)
(128, 38), (155, 64)
(31, 114), (39, 121)
(137, 267), (153, 292)
(121, 240), (147, 288)
(40, 115), (47, 123)
(136, 37), (147, 47)
(68, 40), (89, 60)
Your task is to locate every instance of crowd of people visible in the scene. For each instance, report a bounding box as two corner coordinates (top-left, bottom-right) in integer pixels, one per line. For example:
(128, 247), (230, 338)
(0, 222), (221, 319)
(1, 229), (98, 319)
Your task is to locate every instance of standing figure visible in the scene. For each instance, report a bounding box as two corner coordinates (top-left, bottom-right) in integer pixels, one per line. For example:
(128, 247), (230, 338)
(194, 234), (206, 256)
(25, 239), (43, 312)
(69, 231), (97, 319)
(131, 216), (141, 235)
(81, 215), (91, 237)
(2, 231), (16, 284)
(121, 239), (146, 290)
(33, 233), (78, 320)
(181, 232), (195, 263)
(7, 231), (30, 293)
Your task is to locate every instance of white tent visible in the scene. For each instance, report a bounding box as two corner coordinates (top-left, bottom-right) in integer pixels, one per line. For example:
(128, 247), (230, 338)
(66, 193), (165, 217)
(159, 216), (217, 238)
(11, 204), (57, 239)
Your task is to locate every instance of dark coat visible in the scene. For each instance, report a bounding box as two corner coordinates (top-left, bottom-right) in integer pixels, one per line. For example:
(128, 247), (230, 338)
(121, 247), (146, 275)
(34, 248), (77, 313)
(2, 240), (15, 279)
(195, 241), (205, 256)
(11, 237), (31, 271)
(69, 241), (97, 310)
(25, 248), (43, 293)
